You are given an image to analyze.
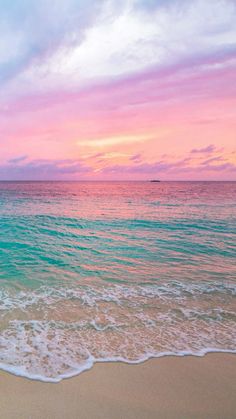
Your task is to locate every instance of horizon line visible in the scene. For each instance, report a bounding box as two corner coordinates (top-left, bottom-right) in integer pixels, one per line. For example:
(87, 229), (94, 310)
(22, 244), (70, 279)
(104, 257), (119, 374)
(0, 179), (235, 182)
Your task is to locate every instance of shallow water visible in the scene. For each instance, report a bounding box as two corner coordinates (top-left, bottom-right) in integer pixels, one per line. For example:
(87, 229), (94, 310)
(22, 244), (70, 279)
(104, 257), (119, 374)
(0, 181), (235, 381)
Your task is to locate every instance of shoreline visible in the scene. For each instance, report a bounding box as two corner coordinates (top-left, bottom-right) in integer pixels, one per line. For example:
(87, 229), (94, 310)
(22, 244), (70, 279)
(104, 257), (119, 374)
(0, 348), (236, 383)
(0, 353), (235, 419)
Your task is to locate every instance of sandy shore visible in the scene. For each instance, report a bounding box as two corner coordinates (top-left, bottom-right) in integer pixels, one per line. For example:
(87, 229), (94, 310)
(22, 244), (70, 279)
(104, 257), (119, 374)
(0, 353), (235, 419)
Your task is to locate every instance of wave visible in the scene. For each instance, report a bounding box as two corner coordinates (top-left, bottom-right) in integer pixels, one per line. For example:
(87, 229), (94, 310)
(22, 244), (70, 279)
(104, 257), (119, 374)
(0, 348), (236, 383)
(0, 281), (235, 382)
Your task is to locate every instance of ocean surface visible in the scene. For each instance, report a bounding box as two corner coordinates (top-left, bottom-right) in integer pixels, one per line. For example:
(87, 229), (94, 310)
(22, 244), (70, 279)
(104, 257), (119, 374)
(0, 181), (235, 382)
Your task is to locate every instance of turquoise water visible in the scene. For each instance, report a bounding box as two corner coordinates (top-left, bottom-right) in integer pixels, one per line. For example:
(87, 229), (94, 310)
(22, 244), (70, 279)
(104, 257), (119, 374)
(0, 181), (235, 381)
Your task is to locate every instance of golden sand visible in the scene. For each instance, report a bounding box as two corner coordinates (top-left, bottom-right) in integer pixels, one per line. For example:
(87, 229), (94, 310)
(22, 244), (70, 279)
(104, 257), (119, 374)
(0, 353), (235, 419)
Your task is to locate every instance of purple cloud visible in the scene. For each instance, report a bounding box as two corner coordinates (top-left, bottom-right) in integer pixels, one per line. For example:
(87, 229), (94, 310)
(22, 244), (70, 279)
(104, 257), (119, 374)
(198, 162), (236, 172)
(201, 156), (224, 165)
(0, 158), (91, 180)
(129, 154), (142, 162)
(101, 161), (176, 175)
(0, 1), (105, 86)
(100, 157), (236, 178)
(8, 155), (28, 164)
(191, 144), (216, 154)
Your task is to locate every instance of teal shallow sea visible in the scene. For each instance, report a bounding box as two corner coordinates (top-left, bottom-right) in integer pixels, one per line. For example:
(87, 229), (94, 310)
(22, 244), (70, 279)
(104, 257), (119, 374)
(0, 181), (235, 381)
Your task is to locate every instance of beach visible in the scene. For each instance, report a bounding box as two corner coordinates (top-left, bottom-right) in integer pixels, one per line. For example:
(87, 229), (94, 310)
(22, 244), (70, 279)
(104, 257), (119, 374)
(0, 353), (235, 419)
(0, 182), (235, 417)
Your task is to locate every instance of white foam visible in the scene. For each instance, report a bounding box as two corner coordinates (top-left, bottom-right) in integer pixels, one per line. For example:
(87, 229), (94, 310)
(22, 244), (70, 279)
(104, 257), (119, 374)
(0, 348), (236, 383)
(0, 280), (235, 311)
(0, 281), (235, 382)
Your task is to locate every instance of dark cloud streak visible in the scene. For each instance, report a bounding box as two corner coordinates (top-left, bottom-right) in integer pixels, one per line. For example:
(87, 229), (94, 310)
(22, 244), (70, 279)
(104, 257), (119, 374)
(0, 158), (91, 180)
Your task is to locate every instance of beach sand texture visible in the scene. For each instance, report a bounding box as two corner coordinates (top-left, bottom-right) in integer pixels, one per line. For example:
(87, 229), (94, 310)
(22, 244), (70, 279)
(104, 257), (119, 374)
(0, 353), (235, 419)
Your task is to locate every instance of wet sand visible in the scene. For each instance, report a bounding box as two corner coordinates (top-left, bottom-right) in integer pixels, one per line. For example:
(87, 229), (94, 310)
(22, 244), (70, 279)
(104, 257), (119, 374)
(0, 353), (235, 419)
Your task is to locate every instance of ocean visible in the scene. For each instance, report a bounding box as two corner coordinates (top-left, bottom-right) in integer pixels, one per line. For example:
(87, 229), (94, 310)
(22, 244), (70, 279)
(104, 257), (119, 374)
(0, 181), (235, 382)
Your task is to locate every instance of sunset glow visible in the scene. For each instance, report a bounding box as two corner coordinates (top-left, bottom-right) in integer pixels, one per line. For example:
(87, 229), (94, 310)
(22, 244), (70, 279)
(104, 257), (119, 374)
(1, 0), (236, 180)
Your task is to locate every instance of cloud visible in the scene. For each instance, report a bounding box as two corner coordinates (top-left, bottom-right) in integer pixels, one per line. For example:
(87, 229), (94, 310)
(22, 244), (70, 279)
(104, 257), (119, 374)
(201, 156), (224, 165)
(0, 158), (91, 180)
(8, 154), (28, 164)
(1, 0), (236, 99)
(130, 153), (142, 162)
(2, 152), (236, 180)
(101, 160), (179, 175)
(134, 0), (179, 12)
(191, 144), (216, 154)
(0, 1), (235, 181)
(198, 162), (236, 172)
(100, 156), (236, 177)
(5, 45), (236, 118)
(0, 0), (106, 86)
(77, 135), (150, 148)
(89, 152), (105, 159)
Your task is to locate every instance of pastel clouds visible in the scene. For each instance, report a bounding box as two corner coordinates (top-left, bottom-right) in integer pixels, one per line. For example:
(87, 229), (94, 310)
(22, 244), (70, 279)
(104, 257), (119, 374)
(191, 145), (217, 154)
(0, 157), (90, 181)
(2, 145), (235, 181)
(8, 155), (28, 164)
(0, 0), (235, 105)
(0, 0), (236, 179)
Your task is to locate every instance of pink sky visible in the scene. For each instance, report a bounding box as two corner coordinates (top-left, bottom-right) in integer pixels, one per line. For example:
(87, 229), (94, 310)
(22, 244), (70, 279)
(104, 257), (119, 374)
(0, 0), (236, 180)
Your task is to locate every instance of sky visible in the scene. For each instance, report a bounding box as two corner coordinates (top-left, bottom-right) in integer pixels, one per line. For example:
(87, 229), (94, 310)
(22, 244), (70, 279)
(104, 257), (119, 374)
(0, 0), (236, 180)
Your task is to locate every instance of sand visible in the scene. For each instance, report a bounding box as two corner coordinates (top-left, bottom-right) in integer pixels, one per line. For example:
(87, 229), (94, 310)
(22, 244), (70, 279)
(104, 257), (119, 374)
(0, 353), (235, 419)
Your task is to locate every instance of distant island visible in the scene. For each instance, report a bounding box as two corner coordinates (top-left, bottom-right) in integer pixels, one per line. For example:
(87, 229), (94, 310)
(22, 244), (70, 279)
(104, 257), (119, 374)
(150, 180), (160, 182)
